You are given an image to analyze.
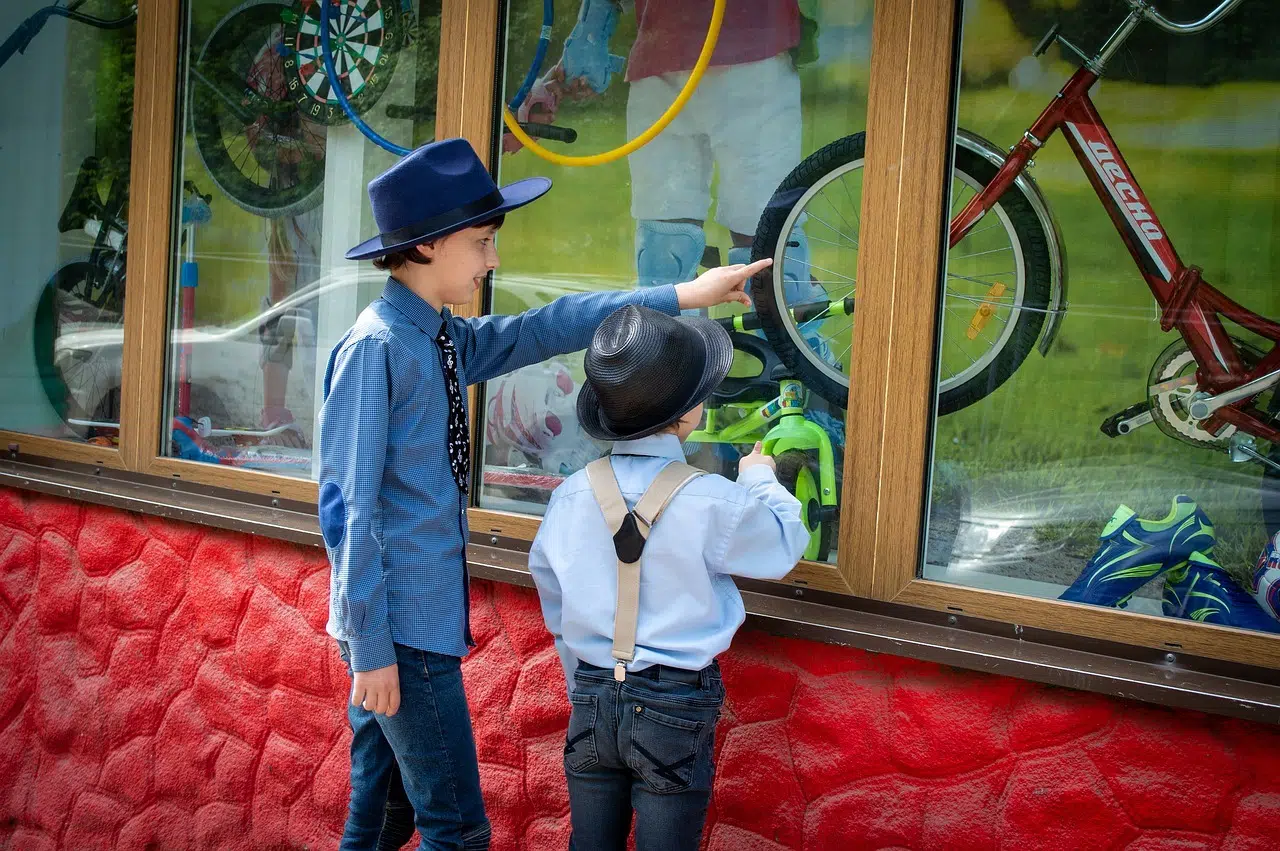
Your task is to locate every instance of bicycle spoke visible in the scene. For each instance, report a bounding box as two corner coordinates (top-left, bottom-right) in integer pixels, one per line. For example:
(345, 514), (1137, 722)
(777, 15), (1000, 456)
(951, 245), (1013, 261)
(823, 180), (857, 236)
(957, 220), (1004, 241)
(804, 232), (860, 252)
(945, 291), (1019, 307)
(947, 270), (1016, 286)
(802, 211), (859, 250)
(796, 258), (856, 285)
(950, 183), (976, 215)
(946, 334), (980, 367)
(813, 282), (855, 299)
(837, 338), (855, 365)
(840, 172), (862, 231)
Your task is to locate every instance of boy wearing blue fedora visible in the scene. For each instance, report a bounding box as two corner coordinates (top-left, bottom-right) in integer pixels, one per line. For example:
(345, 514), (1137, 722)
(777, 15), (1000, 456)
(317, 138), (770, 850)
(528, 304), (810, 851)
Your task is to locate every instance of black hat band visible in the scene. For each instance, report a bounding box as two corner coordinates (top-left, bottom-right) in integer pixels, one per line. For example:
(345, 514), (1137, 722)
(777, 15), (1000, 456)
(381, 188), (506, 246)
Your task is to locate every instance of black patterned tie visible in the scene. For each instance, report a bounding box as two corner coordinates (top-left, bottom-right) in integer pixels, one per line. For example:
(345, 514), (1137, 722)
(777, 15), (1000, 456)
(436, 326), (471, 495)
(437, 325), (474, 647)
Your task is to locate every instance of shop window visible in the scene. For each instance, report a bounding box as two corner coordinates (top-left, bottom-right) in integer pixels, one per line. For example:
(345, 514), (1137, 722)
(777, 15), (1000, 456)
(923, 0), (1280, 633)
(479, 0), (875, 566)
(0, 1), (136, 444)
(145, 0), (441, 478)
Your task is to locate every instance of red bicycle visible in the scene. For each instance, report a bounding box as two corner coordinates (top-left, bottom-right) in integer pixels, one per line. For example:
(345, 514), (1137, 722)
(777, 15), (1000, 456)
(748, 0), (1278, 467)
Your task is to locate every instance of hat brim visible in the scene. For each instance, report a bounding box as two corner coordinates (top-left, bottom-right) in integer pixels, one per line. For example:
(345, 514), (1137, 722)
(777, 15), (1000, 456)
(344, 176), (552, 261)
(576, 314), (735, 442)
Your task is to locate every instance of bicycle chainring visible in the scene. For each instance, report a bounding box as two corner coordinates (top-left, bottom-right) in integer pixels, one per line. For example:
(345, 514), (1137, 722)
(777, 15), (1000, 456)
(1147, 339), (1247, 450)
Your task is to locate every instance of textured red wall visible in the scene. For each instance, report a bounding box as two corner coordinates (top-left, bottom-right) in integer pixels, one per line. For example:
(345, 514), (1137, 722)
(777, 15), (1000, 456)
(2, 487), (1279, 850)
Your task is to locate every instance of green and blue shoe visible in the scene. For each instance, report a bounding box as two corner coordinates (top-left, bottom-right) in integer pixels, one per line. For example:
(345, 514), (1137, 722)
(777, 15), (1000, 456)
(1060, 495), (1215, 608)
(1163, 551), (1280, 633)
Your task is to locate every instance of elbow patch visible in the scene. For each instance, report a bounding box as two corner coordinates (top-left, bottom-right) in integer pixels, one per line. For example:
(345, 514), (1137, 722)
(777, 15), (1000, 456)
(319, 482), (346, 548)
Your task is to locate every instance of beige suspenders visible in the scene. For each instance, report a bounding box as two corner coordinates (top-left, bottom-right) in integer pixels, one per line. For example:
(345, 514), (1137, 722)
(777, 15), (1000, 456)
(584, 457), (705, 682)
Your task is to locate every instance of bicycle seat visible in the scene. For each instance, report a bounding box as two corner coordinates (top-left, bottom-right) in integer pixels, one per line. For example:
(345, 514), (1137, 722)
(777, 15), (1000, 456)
(710, 332), (794, 405)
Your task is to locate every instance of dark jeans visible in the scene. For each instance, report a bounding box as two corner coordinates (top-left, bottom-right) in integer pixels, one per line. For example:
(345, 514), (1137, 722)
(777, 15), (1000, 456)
(565, 661), (725, 851)
(337, 642), (491, 851)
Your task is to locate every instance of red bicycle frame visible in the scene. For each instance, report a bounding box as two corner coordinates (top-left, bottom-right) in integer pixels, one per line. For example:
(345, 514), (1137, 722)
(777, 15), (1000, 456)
(950, 65), (1280, 444)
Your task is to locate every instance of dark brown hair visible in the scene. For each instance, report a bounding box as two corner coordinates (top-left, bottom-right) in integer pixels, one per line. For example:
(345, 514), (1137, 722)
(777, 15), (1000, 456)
(371, 214), (506, 271)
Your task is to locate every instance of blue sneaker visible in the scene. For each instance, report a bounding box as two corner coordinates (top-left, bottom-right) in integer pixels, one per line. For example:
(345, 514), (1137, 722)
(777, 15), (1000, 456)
(1163, 551), (1280, 633)
(1060, 495), (1215, 607)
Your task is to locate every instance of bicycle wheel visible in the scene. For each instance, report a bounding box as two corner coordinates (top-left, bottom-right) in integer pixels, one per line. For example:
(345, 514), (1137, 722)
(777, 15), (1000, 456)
(281, 0), (404, 125)
(33, 261), (125, 436)
(776, 449), (832, 562)
(750, 132), (1053, 414)
(192, 0), (326, 218)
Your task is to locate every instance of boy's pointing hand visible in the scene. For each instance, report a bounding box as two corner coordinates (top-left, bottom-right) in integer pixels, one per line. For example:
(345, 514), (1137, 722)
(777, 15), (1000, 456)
(675, 258), (772, 310)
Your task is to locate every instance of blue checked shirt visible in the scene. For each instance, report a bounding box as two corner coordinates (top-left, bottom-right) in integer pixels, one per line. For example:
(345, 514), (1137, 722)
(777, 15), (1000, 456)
(528, 433), (810, 695)
(318, 277), (680, 672)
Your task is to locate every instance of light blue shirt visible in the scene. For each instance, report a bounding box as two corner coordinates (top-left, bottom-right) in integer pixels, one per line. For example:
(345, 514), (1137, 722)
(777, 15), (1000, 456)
(317, 277), (680, 672)
(528, 433), (810, 694)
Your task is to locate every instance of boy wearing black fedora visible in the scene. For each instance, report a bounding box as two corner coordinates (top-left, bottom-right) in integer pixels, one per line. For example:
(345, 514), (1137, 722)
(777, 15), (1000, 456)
(316, 138), (770, 850)
(527, 304), (810, 851)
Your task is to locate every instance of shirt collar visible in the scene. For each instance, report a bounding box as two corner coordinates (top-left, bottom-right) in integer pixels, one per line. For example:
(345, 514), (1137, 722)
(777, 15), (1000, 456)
(382, 276), (449, 337)
(611, 433), (685, 460)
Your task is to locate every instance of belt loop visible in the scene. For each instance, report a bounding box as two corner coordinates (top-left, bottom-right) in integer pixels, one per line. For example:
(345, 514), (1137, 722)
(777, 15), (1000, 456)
(700, 666), (709, 690)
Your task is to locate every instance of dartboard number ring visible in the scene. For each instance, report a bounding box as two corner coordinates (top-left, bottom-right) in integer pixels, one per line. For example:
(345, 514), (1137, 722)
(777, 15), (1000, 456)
(282, 0), (404, 126)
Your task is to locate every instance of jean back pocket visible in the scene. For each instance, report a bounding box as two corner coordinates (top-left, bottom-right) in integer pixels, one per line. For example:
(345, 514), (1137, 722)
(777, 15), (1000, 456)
(564, 692), (599, 773)
(628, 705), (711, 794)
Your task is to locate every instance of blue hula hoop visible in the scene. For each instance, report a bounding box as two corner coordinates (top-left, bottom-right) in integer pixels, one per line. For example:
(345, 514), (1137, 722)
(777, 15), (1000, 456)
(322, 0), (554, 157)
(508, 0), (553, 112)
(321, 0), (409, 156)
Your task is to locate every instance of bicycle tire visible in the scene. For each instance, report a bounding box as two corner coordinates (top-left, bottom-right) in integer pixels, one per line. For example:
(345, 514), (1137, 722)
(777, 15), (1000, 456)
(750, 132), (1053, 414)
(32, 260), (125, 436)
(192, 0), (326, 218)
(776, 449), (832, 562)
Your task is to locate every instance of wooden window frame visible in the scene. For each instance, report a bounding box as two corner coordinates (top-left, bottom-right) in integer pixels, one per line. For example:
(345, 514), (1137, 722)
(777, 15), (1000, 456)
(7, 0), (1277, 669)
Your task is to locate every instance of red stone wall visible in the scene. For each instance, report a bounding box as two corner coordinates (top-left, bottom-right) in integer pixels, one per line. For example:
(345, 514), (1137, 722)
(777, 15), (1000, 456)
(2, 487), (1278, 849)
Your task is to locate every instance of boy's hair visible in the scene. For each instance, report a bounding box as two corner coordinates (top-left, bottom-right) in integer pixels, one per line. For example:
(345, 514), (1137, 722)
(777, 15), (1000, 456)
(372, 214), (506, 271)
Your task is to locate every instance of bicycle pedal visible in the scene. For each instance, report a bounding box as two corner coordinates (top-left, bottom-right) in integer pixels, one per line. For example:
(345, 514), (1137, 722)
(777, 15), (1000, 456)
(1100, 402), (1152, 438)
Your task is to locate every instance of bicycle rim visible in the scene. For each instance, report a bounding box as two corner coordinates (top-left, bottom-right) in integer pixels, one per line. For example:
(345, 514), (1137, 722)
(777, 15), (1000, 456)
(42, 262), (124, 436)
(771, 159), (860, 391)
(192, 0), (326, 218)
(768, 156), (1030, 398)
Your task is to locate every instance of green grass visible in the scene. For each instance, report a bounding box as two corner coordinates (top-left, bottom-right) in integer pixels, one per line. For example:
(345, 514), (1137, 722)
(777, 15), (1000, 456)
(933, 79), (1280, 585)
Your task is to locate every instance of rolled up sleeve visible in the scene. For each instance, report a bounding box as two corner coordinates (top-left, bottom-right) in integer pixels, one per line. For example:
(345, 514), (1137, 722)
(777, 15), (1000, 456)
(716, 465), (810, 579)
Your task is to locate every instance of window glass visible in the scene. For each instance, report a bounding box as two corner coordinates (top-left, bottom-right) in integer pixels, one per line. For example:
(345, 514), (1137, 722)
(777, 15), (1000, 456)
(0, 1), (136, 445)
(160, 0), (441, 477)
(479, 0), (873, 566)
(924, 0), (1280, 633)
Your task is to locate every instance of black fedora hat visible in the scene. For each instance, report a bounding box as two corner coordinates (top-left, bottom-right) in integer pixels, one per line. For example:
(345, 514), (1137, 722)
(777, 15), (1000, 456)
(576, 305), (734, 442)
(346, 138), (551, 260)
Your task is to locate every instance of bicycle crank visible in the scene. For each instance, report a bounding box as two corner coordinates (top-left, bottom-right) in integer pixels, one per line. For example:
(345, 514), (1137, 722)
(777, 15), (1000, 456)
(1146, 340), (1237, 450)
(1100, 401), (1153, 438)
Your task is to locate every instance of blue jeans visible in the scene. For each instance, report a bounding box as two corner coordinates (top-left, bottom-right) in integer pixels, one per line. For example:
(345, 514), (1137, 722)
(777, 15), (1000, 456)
(565, 661), (725, 851)
(337, 642), (491, 851)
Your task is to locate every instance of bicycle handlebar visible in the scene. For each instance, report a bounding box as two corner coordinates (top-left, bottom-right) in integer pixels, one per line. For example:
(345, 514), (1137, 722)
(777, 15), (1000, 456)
(0, 3), (136, 71)
(1130, 0), (1243, 34)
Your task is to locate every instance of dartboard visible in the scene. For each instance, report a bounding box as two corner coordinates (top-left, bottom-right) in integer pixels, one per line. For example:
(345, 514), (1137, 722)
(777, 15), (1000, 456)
(282, 0), (404, 125)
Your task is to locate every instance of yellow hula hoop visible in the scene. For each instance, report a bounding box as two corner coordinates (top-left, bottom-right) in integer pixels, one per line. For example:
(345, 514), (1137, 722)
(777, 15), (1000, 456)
(502, 0), (725, 167)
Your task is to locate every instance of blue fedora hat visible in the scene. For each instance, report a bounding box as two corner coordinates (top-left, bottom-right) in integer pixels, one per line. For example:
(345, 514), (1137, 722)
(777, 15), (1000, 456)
(346, 138), (551, 260)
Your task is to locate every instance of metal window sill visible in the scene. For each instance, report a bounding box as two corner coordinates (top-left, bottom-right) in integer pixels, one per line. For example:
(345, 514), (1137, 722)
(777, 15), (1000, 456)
(3, 452), (1277, 724)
